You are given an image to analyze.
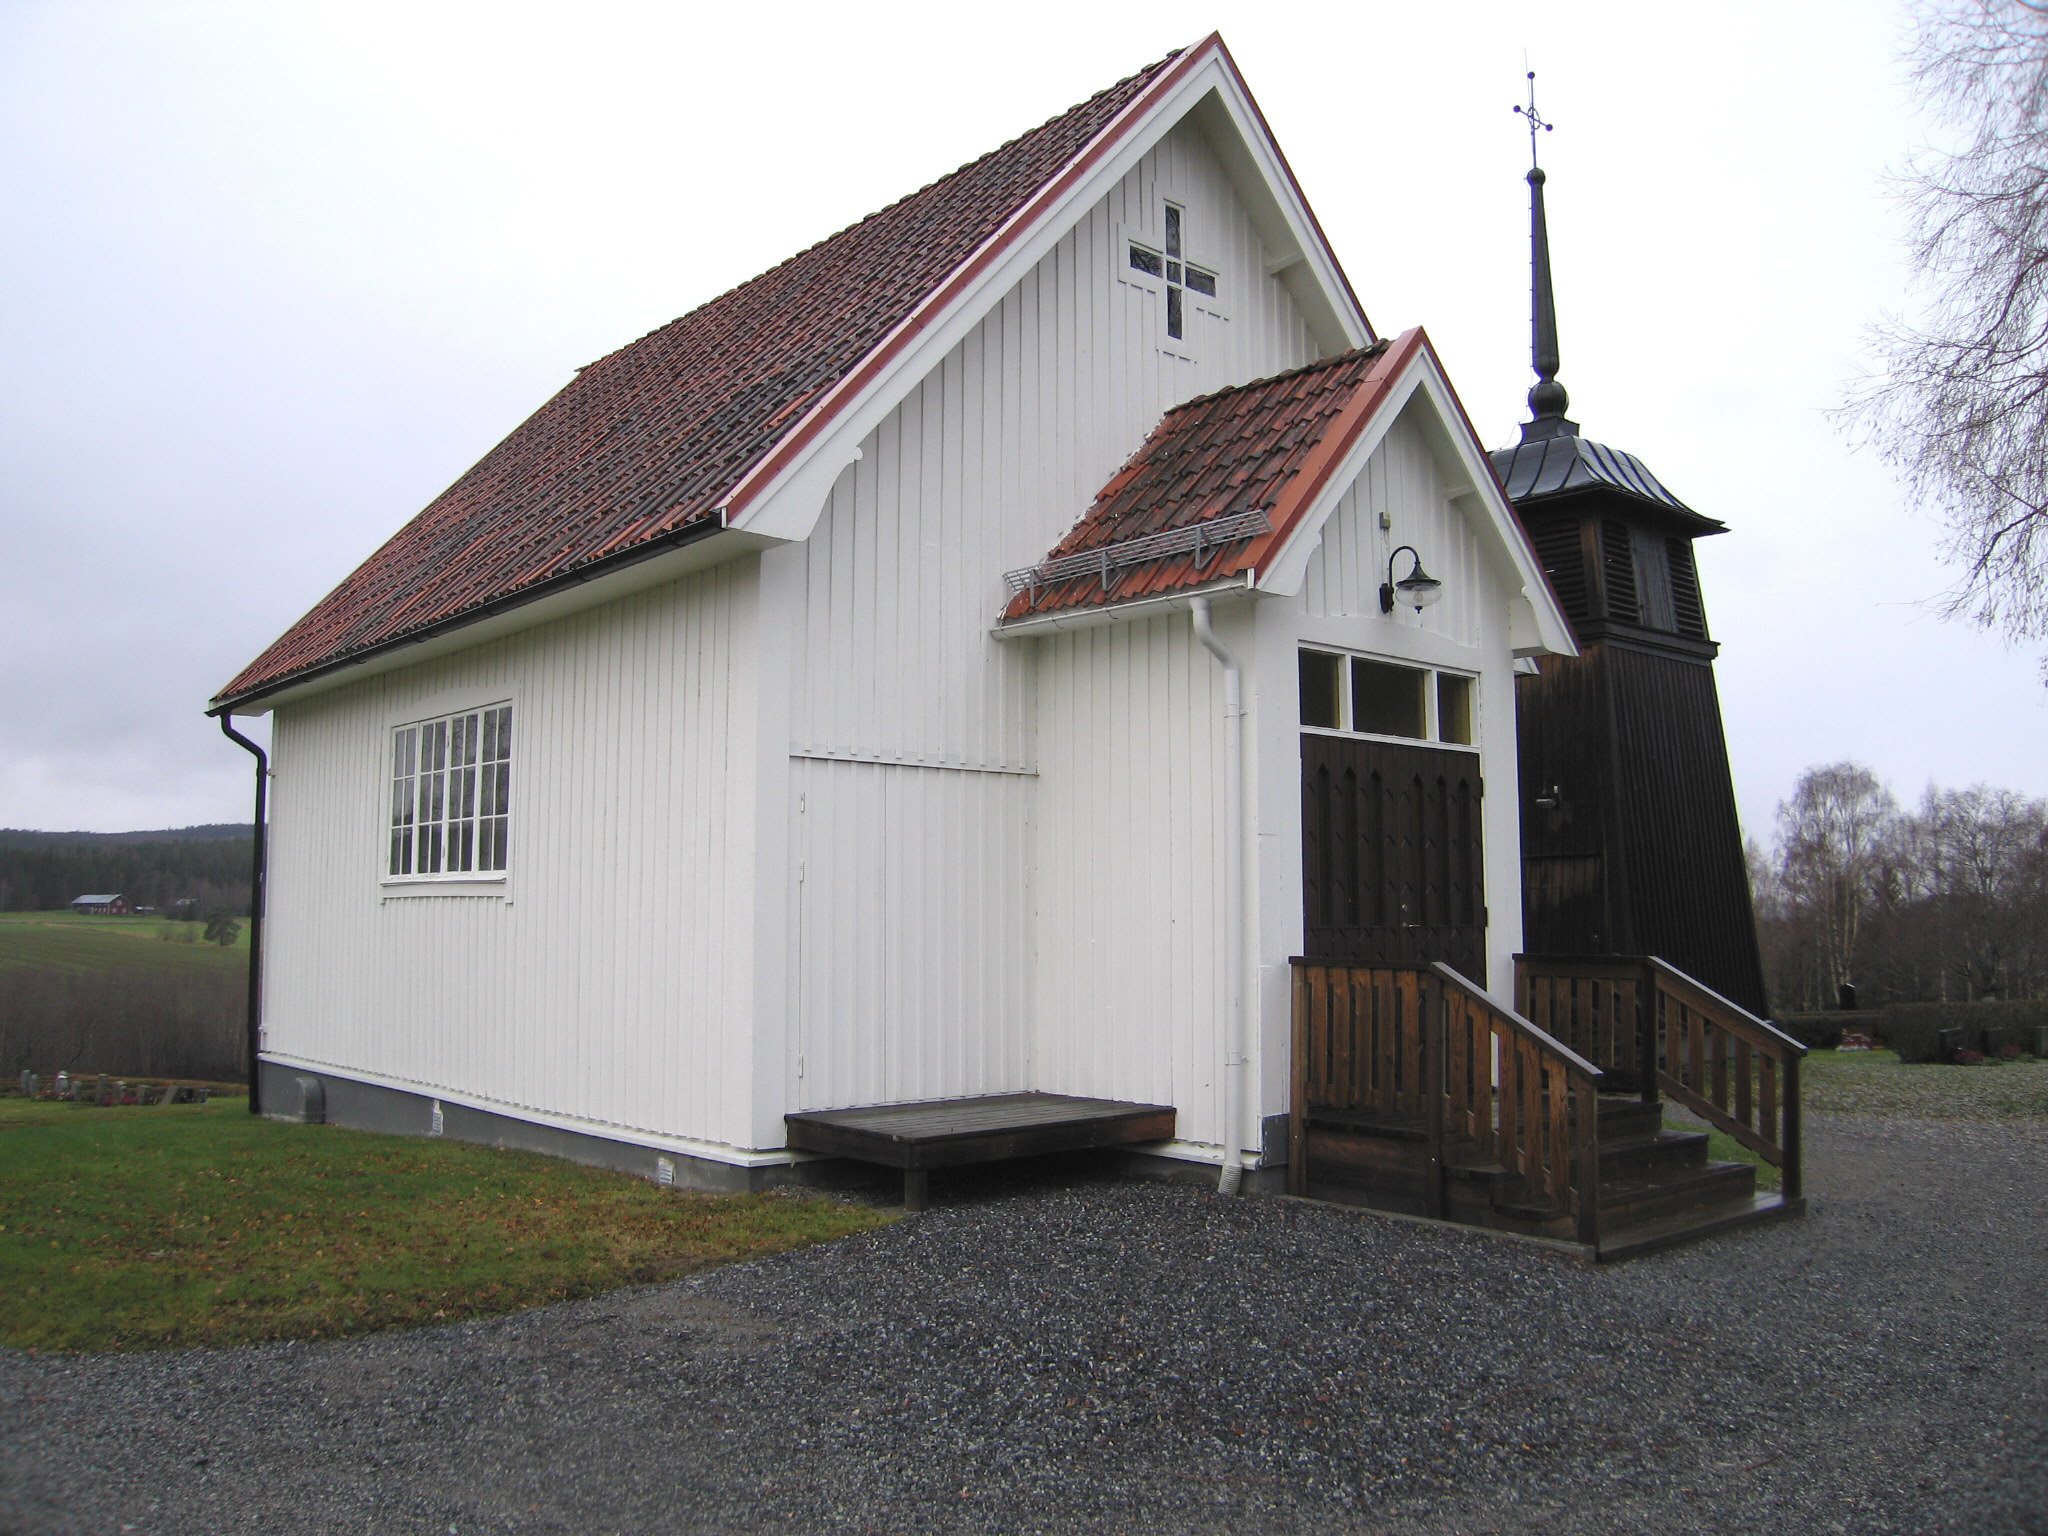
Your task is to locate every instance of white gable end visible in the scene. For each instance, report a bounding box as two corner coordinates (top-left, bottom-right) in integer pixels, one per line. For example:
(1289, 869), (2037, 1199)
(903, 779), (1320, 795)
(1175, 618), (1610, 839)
(724, 40), (1372, 546)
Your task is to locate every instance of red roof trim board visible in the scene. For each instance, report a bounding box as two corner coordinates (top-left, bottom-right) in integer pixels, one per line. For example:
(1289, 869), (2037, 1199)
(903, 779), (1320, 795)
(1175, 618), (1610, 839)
(723, 34), (1371, 529)
(724, 39), (1213, 526)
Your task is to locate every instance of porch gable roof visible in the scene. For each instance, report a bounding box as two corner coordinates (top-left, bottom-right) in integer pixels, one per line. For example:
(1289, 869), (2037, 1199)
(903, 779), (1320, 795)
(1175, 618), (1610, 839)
(999, 327), (1577, 657)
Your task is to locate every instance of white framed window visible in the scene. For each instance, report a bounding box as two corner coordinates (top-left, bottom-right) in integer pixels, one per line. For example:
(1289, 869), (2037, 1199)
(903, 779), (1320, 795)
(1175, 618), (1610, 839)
(387, 703), (512, 879)
(1298, 648), (1476, 749)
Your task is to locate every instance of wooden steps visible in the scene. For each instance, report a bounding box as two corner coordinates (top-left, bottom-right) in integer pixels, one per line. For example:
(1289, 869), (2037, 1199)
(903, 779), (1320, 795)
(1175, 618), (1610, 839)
(1300, 1094), (1784, 1259)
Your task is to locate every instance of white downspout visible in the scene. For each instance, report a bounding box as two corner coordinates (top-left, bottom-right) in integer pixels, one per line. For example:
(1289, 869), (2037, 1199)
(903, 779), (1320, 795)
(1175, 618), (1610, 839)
(1190, 597), (1253, 1195)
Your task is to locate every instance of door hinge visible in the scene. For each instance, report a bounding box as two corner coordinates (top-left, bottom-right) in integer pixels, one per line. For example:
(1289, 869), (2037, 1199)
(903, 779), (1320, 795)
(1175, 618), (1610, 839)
(796, 1054), (806, 1079)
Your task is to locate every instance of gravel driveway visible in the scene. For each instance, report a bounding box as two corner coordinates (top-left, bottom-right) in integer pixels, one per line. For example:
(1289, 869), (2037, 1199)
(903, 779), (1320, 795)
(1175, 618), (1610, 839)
(3, 1113), (2043, 1536)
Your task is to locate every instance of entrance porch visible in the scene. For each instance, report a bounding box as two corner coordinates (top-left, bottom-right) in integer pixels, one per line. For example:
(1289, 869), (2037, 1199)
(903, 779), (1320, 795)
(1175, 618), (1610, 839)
(1288, 953), (1806, 1259)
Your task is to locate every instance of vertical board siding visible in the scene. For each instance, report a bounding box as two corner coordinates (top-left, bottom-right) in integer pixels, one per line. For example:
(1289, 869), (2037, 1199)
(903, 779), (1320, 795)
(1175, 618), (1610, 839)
(1300, 416), (1486, 648)
(789, 759), (1033, 1111)
(779, 121), (1321, 1121)
(264, 560), (758, 1149)
(790, 120), (1320, 771)
(1031, 615), (1231, 1147)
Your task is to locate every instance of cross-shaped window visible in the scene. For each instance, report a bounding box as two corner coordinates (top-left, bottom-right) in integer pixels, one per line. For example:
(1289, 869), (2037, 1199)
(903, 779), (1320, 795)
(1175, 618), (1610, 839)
(1128, 201), (1217, 341)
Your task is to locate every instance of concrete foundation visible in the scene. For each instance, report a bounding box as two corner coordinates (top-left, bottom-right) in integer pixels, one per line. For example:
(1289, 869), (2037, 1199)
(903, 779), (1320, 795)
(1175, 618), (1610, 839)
(256, 1059), (1291, 1200)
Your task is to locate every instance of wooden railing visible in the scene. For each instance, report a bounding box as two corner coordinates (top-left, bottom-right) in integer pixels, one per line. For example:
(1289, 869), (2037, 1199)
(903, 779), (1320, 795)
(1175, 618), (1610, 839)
(1515, 954), (1806, 1201)
(1646, 958), (1805, 1200)
(1515, 955), (1655, 1101)
(1291, 960), (1606, 1243)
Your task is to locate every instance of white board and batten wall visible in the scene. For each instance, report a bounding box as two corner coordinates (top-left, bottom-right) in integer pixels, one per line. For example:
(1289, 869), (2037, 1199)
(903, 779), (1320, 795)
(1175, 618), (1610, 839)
(262, 560), (768, 1161)
(257, 111), (1533, 1175)
(769, 118), (1324, 1152)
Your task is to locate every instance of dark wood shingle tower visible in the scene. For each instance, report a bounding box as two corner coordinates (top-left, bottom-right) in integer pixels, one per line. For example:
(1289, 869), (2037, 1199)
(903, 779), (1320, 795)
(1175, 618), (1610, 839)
(1493, 113), (1768, 1013)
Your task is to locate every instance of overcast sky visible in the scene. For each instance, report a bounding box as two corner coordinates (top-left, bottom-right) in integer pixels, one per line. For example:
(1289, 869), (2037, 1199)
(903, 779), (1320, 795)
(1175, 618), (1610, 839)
(2, 0), (2041, 840)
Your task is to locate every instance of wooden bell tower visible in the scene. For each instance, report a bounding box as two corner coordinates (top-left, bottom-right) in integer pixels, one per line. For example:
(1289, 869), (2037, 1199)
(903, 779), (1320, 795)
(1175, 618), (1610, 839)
(1493, 96), (1768, 1013)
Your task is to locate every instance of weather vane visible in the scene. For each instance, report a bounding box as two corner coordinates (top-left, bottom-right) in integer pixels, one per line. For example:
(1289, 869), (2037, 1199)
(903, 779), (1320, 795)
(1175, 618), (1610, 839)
(1513, 69), (1553, 169)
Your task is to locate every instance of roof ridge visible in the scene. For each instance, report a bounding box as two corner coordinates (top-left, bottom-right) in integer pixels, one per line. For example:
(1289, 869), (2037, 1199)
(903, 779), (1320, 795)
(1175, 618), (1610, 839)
(583, 51), (1188, 372)
(1169, 338), (1390, 414)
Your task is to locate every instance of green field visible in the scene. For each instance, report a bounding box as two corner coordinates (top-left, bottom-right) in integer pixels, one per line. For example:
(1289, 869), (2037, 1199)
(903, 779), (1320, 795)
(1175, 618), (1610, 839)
(0, 911), (248, 977)
(0, 1097), (894, 1353)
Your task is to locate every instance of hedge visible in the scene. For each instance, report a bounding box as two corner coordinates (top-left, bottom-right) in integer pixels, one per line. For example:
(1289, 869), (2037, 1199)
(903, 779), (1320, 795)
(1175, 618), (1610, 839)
(1877, 1000), (2048, 1064)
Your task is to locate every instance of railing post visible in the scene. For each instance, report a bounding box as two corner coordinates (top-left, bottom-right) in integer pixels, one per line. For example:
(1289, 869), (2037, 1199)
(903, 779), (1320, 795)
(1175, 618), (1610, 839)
(1638, 962), (1659, 1107)
(1421, 970), (1445, 1219)
(1781, 1049), (1802, 1202)
(1289, 963), (1310, 1198)
(1572, 1075), (1600, 1249)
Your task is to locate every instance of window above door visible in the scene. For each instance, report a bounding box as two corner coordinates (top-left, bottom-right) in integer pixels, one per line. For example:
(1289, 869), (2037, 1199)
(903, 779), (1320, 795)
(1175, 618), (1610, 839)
(1298, 648), (1475, 749)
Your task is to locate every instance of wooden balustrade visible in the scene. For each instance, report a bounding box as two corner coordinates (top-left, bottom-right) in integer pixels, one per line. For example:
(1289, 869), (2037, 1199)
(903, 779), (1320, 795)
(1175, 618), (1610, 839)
(1645, 957), (1805, 1200)
(1514, 955), (1655, 1100)
(1291, 959), (1605, 1242)
(1514, 953), (1806, 1201)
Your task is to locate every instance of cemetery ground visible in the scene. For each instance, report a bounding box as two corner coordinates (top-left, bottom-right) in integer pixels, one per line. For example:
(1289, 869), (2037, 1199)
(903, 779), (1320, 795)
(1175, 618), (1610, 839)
(2, 1054), (2043, 1536)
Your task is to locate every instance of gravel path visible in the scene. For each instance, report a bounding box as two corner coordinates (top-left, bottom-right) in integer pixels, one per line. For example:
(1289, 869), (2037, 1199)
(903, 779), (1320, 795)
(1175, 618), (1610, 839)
(3, 1114), (2044, 1536)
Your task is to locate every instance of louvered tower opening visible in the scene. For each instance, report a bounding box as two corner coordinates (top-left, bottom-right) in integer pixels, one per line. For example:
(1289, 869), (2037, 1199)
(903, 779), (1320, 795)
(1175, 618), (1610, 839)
(1599, 520), (1640, 623)
(1666, 536), (1708, 639)
(1530, 517), (1589, 624)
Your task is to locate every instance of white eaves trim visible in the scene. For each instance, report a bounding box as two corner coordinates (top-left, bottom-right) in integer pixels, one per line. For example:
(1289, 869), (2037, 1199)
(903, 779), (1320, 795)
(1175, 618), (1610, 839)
(724, 39), (1373, 548)
(223, 528), (778, 717)
(991, 574), (1255, 639)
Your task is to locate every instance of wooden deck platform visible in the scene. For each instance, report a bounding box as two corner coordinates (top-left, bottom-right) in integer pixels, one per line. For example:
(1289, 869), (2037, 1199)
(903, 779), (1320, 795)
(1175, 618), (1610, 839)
(784, 1092), (1176, 1210)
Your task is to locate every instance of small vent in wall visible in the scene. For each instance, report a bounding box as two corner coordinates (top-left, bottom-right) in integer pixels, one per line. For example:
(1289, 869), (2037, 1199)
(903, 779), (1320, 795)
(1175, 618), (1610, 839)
(656, 1156), (677, 1187)
(1600, 520), (1640, 624)
(1667, 537), (1708, 638)
(429, 1099), (444, 1137)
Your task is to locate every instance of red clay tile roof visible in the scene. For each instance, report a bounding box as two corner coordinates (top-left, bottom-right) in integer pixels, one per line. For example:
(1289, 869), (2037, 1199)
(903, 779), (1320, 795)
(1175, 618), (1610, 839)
(1001, 331), (1424, 619)
(217, 49), (1187, 707)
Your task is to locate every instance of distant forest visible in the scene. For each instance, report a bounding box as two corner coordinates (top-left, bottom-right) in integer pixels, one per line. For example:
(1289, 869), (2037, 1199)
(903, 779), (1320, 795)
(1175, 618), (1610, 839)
(0, 826), (255, 914)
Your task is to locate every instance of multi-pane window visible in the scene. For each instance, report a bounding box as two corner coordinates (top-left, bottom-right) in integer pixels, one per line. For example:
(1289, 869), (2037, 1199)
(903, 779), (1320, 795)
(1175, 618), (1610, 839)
(1127, 200), (1218, 342)
(388, 705), (511, 878)
(1299, 650), (1476, 748)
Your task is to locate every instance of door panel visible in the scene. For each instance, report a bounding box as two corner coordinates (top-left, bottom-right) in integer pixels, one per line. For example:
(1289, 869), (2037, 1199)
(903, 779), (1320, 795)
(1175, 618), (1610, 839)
(1301, 734), (1486, 983)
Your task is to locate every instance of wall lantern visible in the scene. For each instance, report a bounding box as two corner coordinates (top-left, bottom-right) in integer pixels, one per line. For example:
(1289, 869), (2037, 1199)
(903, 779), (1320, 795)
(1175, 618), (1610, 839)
(1379, 545), (1443, 614)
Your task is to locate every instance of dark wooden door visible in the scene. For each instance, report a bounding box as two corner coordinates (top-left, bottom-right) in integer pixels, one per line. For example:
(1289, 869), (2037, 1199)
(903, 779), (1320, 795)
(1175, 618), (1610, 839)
(1301, 735), (1486, 983)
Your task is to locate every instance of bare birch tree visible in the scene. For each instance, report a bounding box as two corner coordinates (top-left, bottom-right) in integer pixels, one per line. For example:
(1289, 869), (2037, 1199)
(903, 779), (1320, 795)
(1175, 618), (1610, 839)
(1777, 763), (1899, 998)
(1914, 783), (2048, 995)
(1851, 0), (2048, 669)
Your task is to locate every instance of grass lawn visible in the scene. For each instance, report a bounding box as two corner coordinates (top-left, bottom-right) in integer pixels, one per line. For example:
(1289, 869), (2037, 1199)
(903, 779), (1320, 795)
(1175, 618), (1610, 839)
(1802, 1046), (2048, 1120)
(1663, 1047), (2048, 1189)
(0, 1097), (893, 1353)
(0, 911), (247, 977)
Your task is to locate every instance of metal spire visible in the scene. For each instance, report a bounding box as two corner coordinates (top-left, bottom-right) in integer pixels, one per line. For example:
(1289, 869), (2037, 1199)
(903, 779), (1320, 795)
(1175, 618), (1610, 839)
(1515, 71), (1576, 442)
